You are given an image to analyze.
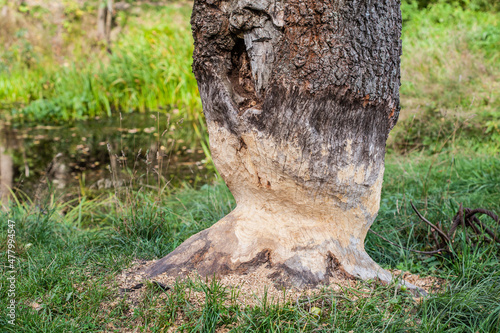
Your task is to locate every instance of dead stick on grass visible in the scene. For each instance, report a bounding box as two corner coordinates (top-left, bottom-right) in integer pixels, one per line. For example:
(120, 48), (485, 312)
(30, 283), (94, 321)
(411, 202), (451, 245)
(372, 203), (499, 256)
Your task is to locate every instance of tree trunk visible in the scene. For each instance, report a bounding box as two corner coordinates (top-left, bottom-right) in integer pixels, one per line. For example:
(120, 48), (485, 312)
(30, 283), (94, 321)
(0, 126), (13, 210)
(146, 0), (404, 288)
(97, 0), (113, 52)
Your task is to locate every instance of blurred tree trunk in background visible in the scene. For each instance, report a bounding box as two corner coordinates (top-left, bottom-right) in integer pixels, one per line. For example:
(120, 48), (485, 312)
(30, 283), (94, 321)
(97, 0), (114, 52)
(0, 127), (13, 210)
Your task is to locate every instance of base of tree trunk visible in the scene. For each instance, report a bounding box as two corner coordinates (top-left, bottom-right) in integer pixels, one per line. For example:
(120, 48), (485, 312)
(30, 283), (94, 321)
(145, 205), (394, 287)
(144, 207), (425, 296)
(144, 124), (424, 295)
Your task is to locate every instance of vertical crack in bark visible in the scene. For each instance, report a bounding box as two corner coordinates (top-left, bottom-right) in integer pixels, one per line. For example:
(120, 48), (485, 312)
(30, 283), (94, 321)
(227, 1), (282, 111)
(237, 137), (247, 152)
(256, 173), (263, 187)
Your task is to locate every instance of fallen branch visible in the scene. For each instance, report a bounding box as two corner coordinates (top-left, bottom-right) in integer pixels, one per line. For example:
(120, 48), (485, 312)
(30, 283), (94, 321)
(371, 202), (499, 256)
(410, 202), (451, 245)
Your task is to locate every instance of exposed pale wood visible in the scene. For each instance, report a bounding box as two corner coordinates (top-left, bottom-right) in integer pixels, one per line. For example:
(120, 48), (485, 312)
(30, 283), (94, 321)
(145, 0), (413, 290)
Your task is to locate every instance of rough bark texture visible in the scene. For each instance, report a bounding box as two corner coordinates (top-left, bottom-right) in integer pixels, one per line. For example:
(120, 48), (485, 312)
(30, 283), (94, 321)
(146, 0), (404, 288)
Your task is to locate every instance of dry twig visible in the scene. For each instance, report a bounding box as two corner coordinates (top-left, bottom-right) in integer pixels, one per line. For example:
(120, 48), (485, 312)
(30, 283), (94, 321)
(370, 202), (499, 256)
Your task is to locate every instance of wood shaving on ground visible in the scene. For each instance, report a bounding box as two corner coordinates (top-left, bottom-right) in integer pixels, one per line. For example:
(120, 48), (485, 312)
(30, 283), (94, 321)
(113, 260), (360, 307)
(112, 259), (445, 304)
(99, 259), (446, 331)
(390, 269), (446, 294)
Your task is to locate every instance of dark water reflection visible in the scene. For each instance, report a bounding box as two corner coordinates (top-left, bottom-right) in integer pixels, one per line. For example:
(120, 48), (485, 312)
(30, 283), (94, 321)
(0, 113), (211, 205)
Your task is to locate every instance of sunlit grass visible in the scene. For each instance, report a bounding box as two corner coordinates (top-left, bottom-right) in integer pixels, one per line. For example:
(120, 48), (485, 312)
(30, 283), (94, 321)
(400, 2), (499, 116)
(0, 4), (200, 125)
(1, 152), (498, 331)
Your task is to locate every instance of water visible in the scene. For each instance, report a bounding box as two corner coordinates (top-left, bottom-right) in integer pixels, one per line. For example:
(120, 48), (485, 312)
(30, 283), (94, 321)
(0, 113), (212, 205)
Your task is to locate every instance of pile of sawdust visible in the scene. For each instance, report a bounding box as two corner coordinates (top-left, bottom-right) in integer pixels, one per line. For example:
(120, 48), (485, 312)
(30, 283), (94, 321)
(110, 259), (446, 307)
(98, 260), (446, 331)
(390, 269), (446, 294)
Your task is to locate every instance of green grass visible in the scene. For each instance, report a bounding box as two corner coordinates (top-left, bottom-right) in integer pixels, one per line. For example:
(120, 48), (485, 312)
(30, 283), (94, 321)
(389, 1), (500, 154)
(1, 152), (499, 332)
(0, 2), (201, 134)
(1, 1), (499, 154)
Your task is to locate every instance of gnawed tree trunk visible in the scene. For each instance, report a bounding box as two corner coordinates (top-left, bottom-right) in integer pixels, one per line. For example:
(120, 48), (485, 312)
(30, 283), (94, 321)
(146, 0), (404, 288)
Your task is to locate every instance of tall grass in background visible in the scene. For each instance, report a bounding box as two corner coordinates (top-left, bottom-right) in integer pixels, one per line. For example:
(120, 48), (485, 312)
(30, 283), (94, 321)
(388, 1), (500, 154)
(401, 1), (499, 110)
(1, 1), (498, 156)
(0, 4), (199, 123)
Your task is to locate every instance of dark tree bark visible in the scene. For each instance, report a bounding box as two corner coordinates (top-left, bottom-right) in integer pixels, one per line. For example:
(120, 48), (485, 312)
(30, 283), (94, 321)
(146, 0), (407, 288)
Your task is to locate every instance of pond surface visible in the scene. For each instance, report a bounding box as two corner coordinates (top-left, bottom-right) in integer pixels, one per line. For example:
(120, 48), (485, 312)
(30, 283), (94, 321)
(0, 113), (212, 205)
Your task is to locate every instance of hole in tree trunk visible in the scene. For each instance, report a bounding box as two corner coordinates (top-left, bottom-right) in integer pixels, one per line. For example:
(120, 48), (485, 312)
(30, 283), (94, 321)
(327, 252), (355, 280)
(228, 37), (262, 113)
